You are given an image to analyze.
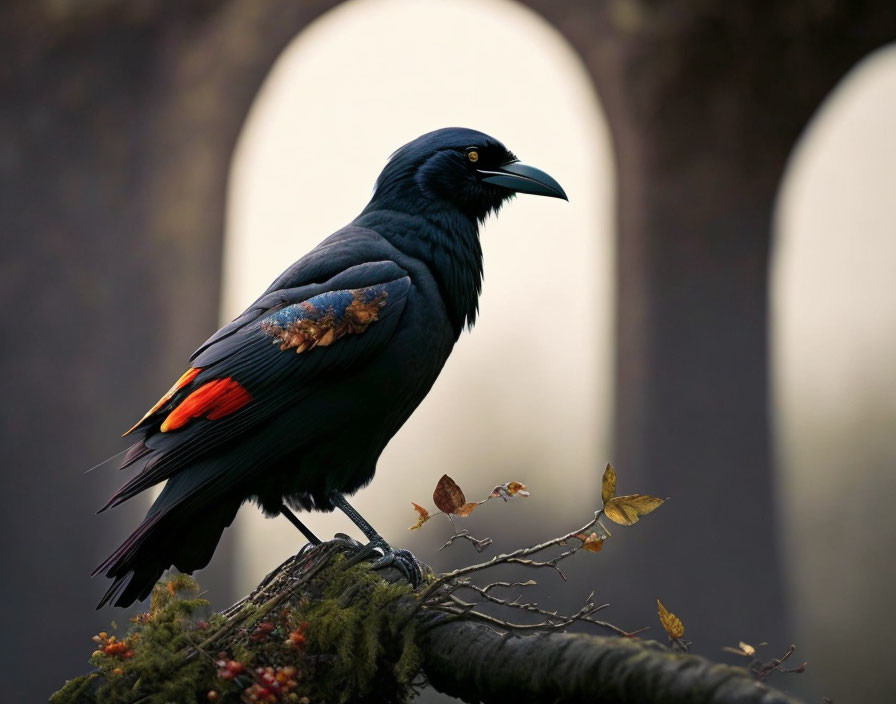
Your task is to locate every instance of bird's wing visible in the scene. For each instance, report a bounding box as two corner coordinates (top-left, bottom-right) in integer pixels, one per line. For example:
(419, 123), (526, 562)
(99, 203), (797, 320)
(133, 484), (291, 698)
(191, 227), (391, 360)
(102, 260), (411, 510)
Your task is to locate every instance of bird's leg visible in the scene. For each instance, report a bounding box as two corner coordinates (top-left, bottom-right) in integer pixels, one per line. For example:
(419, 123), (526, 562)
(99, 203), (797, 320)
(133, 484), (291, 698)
(327, 492), (381, 542)
(328, 491), (422, 587)
(279, 503), (322, 546)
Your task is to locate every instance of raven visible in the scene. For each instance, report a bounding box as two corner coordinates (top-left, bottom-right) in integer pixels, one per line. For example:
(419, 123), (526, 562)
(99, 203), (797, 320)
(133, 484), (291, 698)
(95, 127), (566, 607)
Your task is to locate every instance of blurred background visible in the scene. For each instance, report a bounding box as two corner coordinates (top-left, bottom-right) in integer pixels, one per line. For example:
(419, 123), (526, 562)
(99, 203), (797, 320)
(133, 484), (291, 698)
(1, 1), (894, 701)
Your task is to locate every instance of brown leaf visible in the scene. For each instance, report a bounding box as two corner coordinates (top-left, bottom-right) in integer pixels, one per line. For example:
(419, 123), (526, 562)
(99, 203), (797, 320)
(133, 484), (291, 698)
(601, 463), (617, 504)
(454, 502), (479, 517)
(575, 532), (604, 553)
(408, 502), (430, 530)
(433, 474), (466, 514)
(604, 494), (665, 526)
(657, 598), (685, 639)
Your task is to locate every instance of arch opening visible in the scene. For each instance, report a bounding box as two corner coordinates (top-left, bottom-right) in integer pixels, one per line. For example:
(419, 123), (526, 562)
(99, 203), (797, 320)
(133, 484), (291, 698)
(224, 0), (615, 596)
(772, 43), (896, 703)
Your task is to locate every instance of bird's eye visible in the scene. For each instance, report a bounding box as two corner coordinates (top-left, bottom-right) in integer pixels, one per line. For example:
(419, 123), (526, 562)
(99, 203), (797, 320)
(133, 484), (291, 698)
(466, 150), (479, 163)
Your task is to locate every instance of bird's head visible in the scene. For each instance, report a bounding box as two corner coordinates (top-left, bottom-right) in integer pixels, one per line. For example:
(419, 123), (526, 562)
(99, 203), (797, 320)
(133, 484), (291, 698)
(368, 127), (567, 222)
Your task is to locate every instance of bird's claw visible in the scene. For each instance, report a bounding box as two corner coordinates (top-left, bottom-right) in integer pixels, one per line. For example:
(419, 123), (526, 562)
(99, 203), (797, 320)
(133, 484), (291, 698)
(370, 543), (422, 588)
(298, 534), (363, 559)
(297, 541), (318, 557)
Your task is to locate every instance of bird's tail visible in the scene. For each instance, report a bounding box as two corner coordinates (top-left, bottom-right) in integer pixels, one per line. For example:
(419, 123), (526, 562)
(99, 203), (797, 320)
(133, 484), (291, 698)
(93, 481), (240, 609)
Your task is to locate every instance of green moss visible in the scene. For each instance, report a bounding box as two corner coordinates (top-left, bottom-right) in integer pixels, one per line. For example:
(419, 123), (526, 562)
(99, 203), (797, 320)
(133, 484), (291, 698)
(51, 673), (101, 703)
(302, 556), (422, 703)
(52, 559), (425, 704)
(52, 576), (221, 704)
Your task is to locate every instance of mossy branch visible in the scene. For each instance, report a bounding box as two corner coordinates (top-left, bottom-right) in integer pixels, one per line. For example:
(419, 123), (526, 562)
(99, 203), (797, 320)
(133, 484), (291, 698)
(53, 539), (802, 704)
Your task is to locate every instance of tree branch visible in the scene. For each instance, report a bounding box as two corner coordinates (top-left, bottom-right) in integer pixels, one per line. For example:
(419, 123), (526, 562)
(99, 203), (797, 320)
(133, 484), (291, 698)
(53, 538), (803, 704)
(421, 616), (799, 704)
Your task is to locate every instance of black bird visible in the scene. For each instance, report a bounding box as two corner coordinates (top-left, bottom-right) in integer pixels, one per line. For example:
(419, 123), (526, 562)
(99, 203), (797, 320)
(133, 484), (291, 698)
(95, 127), (566, 607)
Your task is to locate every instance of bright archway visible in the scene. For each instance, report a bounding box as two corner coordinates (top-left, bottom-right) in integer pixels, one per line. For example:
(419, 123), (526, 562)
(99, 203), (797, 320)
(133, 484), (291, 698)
(224, 0), (615, 595)
(773, 44), (896, 703)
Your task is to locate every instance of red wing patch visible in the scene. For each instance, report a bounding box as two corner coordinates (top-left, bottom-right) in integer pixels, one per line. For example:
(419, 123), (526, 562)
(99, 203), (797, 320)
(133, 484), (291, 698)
(159, 377), (252, 432)
(123, 367), (202, 436)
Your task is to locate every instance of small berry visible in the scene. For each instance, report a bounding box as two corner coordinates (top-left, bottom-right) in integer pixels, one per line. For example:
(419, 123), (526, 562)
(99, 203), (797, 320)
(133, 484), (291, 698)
(288, 631), (307, 648)
(207, 691), (220, 702)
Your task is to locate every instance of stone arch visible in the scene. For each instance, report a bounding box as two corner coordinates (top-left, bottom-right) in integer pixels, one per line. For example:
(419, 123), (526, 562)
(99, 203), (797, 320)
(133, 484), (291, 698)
(7, 3), (896, 698)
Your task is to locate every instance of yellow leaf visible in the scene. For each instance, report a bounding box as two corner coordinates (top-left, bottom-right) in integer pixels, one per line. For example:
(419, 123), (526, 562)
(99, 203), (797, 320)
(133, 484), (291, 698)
(455, 502), (479, 517)
(433, 474), (466, 514)
(408, 502), (430, 530)
(491, 481), (531, 500)
(601, 463), (617, 504)
(604, 494), (665, 525)
(657, 598), (685, 639)
(575, 532), (604, 553)
(505, 481), (530, 497)
(722, 641), (757, 657)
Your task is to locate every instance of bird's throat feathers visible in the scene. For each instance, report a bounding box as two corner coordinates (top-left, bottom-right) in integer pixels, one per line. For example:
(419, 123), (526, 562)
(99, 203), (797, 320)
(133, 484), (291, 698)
(352, 128), (535, 336)
(356, 206), (483, 338)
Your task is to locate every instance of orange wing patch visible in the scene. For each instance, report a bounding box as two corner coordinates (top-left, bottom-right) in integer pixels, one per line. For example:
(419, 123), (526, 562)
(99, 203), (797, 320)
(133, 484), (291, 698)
(160, 377), (252, 432)
(123, 367), (201, 436)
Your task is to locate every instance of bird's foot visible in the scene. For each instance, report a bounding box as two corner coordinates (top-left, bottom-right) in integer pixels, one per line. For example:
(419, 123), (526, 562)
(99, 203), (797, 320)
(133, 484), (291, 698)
(331, 532), (366, 549)
(299, 533), (366, 559)
(296, 533), (370, 568)
(340, 535), (422, 587)
(369, 538), (422, 588)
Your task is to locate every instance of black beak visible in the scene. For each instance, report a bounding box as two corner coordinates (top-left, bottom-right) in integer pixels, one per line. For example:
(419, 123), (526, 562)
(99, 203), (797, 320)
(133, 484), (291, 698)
(477, 162), (568, 201)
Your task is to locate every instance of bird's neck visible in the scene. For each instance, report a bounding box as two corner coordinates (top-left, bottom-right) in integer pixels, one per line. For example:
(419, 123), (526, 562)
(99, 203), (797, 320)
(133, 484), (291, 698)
(354, 204), (483, 338)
